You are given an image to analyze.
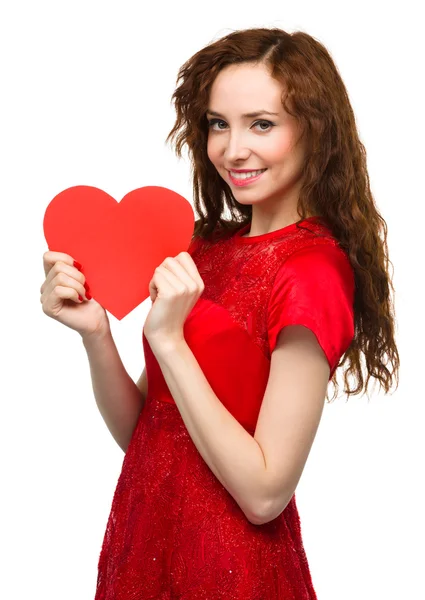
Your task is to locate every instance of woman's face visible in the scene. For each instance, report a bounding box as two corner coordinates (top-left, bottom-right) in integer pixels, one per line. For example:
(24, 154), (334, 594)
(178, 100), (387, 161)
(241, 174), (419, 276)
(206, 62), (307, 210)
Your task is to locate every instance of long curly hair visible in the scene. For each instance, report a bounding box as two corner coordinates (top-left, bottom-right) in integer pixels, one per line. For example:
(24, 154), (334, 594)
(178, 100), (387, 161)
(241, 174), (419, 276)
(164, 27), (400, 401)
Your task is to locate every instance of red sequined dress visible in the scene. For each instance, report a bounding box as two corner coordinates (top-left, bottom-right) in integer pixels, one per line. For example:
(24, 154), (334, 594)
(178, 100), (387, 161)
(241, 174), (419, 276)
(95, 216), (355, 599)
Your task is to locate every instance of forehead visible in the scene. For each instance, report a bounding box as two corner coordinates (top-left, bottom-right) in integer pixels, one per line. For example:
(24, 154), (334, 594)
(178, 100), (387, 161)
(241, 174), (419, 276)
(208, 63), (285, 111)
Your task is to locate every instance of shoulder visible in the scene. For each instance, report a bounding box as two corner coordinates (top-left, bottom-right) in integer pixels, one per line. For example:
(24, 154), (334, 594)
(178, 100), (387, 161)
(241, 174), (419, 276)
(288, 236), (350, 262)
(274, 239), (354, 290)
(267, 238), (356, 367)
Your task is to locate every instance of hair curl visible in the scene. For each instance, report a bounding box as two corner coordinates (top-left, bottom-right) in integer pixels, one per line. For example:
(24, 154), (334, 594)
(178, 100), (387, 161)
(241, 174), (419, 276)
(164, 27), (400, 401)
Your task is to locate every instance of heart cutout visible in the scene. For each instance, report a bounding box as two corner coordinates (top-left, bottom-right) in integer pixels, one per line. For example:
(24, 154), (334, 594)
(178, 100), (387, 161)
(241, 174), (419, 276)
(43, 185), (195, 320)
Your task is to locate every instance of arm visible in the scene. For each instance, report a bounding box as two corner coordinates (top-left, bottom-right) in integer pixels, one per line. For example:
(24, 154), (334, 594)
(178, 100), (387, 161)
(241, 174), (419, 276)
(82, 328), (146, 453)
(149, 337), (268, 525)
(253, 325), (330, 522)
(149, 326), (329, 526)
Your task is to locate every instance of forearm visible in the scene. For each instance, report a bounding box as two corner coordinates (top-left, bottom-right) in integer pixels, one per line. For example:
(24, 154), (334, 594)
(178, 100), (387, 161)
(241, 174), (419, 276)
(149, 337), (269, 524)
(82, 329), (145, 453)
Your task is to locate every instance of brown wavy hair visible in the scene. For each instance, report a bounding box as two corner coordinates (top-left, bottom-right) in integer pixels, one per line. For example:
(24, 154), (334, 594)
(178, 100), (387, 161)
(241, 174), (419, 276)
(164, 27), (400, 401)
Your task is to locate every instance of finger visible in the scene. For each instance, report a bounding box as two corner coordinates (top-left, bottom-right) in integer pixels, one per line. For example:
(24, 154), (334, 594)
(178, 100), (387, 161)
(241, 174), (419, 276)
(41, 261), (86, 295)
(48, 284), (84, 306)
(162, 256), (201, 290)
(43, 251), (80, 278)
(174, 252), (204, 287)
(149, 268), (175, 300)
(42, 271), (89, 303)
(154, 265), (188, 294)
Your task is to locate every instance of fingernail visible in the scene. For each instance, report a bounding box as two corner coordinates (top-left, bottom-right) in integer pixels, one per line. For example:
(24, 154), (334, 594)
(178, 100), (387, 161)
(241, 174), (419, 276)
(78, 294), (83, 301)
(74, 260), (83, 271)
(84, 282), (92, 299)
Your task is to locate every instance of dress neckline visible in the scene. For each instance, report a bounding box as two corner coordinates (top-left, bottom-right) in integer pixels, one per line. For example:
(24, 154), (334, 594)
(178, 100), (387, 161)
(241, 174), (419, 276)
(233, 216), (324, 244)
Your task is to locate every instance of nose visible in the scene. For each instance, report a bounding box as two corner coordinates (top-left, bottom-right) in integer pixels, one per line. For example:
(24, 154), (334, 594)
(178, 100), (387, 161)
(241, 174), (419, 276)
(223, 132), (251, 163)
(224, 146), (251, 165)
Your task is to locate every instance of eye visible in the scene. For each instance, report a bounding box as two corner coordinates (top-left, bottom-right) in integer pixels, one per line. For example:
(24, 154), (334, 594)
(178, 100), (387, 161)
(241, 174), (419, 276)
(207, 118), (275, 132)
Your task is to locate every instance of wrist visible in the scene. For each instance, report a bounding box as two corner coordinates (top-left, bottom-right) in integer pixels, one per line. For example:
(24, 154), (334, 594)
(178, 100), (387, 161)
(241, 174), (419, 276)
(147, 334), (185, 355)
(81, 323), (111, 346)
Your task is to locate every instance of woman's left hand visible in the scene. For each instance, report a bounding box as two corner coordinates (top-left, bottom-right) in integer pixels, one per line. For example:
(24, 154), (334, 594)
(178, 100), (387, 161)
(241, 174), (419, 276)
(143, 252), (205, 348)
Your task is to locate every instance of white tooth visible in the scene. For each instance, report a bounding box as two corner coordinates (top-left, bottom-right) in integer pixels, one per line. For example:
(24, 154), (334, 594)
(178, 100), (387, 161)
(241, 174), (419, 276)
(231, 169), (265, 179)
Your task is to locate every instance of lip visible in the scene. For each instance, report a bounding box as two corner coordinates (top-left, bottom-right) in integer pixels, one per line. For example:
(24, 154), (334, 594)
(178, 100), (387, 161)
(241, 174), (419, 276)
(228, 169), (267, 187)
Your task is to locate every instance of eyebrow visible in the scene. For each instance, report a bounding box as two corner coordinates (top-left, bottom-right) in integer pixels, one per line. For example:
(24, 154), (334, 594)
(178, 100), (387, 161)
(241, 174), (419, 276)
(206, 109), (280, 118)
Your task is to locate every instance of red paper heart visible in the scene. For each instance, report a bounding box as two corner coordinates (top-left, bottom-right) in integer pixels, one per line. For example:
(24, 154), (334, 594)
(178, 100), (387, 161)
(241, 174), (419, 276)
(43, 185), (195, 320)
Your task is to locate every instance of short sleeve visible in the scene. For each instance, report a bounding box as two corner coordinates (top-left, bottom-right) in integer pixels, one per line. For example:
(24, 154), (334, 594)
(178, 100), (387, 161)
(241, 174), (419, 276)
(267, 242), (355, 377)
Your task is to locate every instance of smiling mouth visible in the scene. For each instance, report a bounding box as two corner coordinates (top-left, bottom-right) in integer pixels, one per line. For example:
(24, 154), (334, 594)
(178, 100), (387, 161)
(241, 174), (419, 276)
(228, 168), (267, 179)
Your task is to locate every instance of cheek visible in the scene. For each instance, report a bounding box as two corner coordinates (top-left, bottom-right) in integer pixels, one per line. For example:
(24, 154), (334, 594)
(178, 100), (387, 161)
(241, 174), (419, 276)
(265, 135), (295, 161)
(207, 138), (219, 164)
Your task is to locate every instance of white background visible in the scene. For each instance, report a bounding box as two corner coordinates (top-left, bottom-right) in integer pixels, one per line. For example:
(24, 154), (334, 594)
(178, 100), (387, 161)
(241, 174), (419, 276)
(1, 1), (424, 598)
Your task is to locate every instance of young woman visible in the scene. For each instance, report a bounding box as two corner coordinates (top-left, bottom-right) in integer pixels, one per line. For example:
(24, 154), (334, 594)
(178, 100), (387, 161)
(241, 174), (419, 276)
(41, 27), (399, 599)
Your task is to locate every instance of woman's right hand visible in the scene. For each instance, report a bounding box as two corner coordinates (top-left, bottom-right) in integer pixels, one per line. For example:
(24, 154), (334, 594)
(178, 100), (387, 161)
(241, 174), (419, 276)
(40, 251), (110, 339)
